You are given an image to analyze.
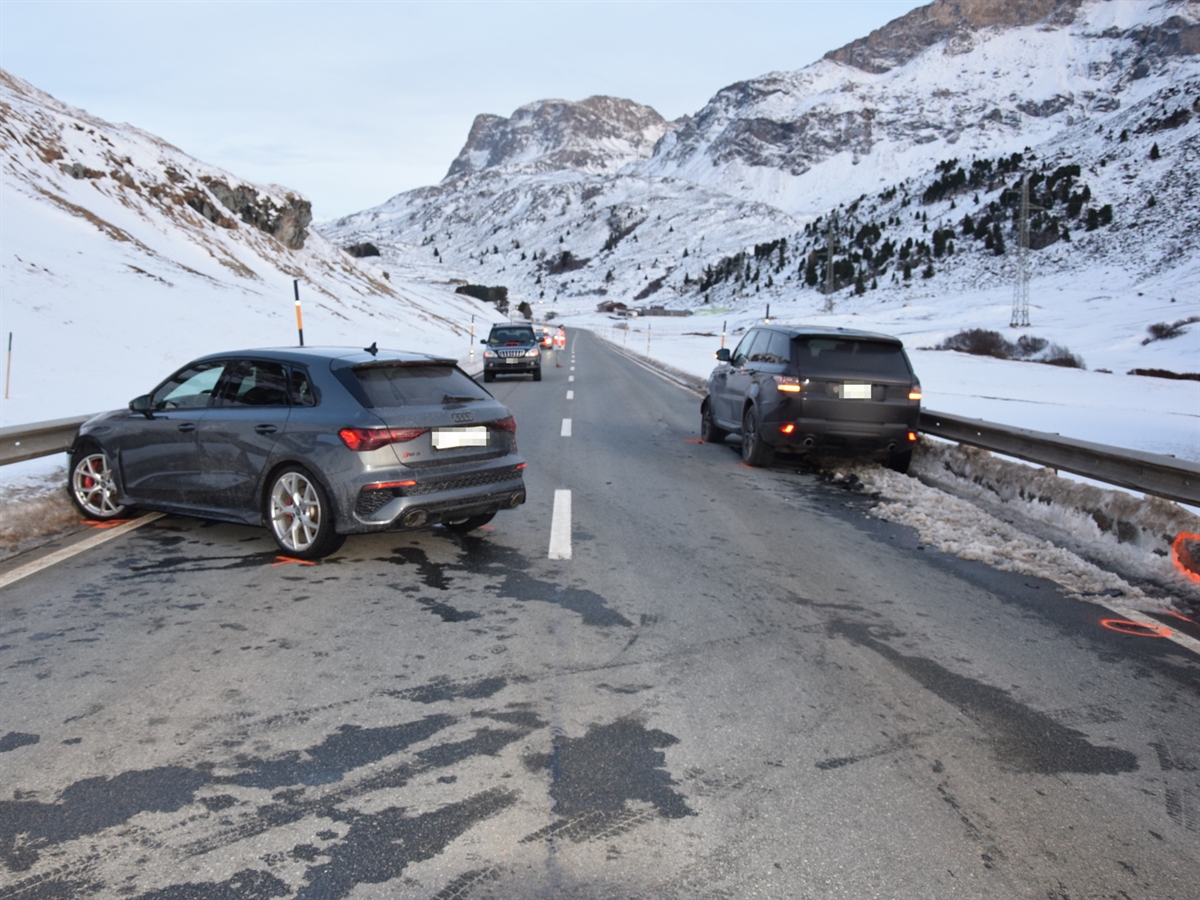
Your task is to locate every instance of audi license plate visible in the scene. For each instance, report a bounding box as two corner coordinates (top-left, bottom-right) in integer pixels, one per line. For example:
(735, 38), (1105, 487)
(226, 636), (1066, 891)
(432, 427), (488, 449)
(842, 383), (872, 400)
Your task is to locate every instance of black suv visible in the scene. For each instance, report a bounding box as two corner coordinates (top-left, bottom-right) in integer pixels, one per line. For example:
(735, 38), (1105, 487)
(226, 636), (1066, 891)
(482, 324), (542, 382)
(701, 325), (921, 472)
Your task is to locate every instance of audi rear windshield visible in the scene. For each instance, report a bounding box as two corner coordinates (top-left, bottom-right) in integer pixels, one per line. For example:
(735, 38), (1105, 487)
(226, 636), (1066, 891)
(793, 337), (913, 380)
(343, 364), (490, 408)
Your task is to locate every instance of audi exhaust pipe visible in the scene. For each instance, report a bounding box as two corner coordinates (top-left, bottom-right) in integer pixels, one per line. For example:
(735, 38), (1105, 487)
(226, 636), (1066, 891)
(509, 490), (526, 508)
(402, 509), (428, 528)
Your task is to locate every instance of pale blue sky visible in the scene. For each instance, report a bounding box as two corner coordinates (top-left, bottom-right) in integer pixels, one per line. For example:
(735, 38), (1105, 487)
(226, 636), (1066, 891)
(1, 1), (927, 218)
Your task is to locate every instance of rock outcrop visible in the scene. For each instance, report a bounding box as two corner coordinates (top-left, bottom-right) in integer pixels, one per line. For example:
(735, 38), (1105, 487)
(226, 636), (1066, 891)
(445, 96), (676, 178)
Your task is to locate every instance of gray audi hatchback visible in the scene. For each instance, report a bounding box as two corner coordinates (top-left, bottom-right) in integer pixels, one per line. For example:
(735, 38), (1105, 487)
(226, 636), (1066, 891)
(68, 346), (527, 558)
(701, 325), (921, 472)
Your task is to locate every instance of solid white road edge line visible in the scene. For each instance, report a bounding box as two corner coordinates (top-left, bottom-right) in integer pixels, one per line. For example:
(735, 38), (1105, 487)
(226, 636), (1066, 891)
(561, 418), (572, 437)
(549, 489), (572, 560)
(0, 513), (166, 590)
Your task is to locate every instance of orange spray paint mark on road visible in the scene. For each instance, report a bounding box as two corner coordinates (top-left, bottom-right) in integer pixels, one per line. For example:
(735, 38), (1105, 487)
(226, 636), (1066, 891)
(83, 520), (133, 530)
(1100, 619), (1173, 638)
(1171, 532), (1200, 584)
(272, 556), (316, 567)
(684, 438), (704, 444)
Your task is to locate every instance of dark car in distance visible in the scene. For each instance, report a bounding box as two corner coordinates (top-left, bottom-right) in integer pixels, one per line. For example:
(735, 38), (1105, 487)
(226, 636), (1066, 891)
(68, 346), (527, 558)
(701, 325), (921, 472)
(482, 324), (542, 382)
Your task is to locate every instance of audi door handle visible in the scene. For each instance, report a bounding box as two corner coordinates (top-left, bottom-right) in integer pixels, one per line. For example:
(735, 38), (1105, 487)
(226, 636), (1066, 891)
(177, 423), (196, 433)
(254, 424), (278, 435)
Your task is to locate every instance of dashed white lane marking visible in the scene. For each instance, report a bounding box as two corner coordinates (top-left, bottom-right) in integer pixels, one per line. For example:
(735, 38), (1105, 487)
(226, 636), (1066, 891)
(561, 418), (572, 437)
(549, 489), (572, 560)
(570, 366), (575, 371)
(568, 375), (574, 382)
(0, 513), (165, 589)
(566, 390), (574, 400)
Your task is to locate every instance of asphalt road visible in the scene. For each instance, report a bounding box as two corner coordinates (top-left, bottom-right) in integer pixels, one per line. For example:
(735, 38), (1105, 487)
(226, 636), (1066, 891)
(1, 330), (1198, 899)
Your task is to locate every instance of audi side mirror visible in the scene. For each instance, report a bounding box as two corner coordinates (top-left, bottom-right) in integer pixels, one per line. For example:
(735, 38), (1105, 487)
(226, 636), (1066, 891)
(715, 348), (731, 363)
(129, 395), (152, 417)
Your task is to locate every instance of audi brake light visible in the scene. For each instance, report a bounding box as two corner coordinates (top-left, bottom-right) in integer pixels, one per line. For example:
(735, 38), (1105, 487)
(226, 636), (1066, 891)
(490, 416), (517, 433)
(338, 427), (426, 451)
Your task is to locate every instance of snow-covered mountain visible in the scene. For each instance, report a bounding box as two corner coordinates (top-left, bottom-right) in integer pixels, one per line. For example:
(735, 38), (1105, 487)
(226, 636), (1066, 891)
(321, 0), (1199, 378)
(0, 69), (502, 424)
(447, 95), (677, 177)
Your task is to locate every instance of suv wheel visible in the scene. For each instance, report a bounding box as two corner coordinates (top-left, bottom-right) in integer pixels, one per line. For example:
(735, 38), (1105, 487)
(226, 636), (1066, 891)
(886, 448), (913, 474)
(700, 398), (727, 443)
(741, 406), (775, 467)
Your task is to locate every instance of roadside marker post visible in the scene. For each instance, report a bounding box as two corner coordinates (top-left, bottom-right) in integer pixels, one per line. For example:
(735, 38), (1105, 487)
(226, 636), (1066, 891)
(469, 314), (475, 362)
(4, 332), (11, 399)
(721, 320), (727, 348)
(647, 322), (652, 357)
(293, 280), (305, 346)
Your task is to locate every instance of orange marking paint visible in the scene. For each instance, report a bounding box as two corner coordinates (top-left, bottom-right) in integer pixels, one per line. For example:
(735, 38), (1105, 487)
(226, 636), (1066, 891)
(1171, 532), (1200, 585)
(1100, 619), (1173, 638)
(272, 555), (316, 567)
(83, 519), (133, 530)
(684, 438), (704, 444)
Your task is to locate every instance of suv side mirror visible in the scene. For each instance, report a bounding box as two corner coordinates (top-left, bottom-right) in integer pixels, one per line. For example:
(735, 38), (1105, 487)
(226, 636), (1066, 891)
(715, 348), (731, 363)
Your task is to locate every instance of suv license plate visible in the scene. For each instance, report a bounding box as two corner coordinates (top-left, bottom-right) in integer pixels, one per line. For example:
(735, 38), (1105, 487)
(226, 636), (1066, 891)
(842, 384), (872, 399)
(505, 358), (522, 364)
(432, 427), (488, 449)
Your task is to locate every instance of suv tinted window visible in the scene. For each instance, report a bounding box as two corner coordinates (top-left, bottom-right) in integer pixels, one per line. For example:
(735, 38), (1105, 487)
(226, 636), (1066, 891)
(793, 337), (912, 379)
(752, 331), (790, 365)
(731, 330), (759, 367)
(351, 364), (490, 408)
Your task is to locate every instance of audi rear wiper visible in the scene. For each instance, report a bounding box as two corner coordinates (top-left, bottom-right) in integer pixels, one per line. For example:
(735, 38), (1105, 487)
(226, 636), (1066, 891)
(442, 394), (485, 404)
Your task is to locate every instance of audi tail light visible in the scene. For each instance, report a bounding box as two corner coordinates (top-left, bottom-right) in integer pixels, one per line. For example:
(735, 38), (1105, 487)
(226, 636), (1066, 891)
(338, 427), (426, 451)
(490, 417), (517, 433)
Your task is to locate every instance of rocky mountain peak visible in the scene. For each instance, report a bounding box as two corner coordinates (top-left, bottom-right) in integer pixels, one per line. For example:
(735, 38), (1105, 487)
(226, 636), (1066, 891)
(825, 0), (1084, 73)
(445, 95), (676, 179)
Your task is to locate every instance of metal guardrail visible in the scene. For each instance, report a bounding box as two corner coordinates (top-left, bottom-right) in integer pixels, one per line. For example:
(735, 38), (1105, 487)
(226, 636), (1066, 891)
(2, 407), (1197, 506)
(919, 410), (1200, 506)
(0, 415), (91, 465)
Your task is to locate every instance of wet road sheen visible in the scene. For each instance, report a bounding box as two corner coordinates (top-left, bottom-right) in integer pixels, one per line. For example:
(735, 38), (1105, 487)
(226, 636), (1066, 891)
(2, 330), (1199, 899)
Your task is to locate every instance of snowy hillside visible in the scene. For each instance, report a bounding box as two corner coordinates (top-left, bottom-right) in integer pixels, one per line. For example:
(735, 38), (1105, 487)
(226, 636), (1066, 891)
(320, 0), (1200, 387)
(0, 70), (502, 426)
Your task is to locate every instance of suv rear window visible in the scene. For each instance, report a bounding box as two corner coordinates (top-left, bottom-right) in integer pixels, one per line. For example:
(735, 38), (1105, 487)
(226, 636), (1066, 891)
(349, 364), (490, 408)
(793, 337), (912, 379)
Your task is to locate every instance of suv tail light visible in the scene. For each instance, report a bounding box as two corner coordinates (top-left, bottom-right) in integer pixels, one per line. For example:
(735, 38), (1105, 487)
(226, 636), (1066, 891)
(773, 375), (802, 393)
(908, 385), (922, 401)
(338, 427), (426, 451)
